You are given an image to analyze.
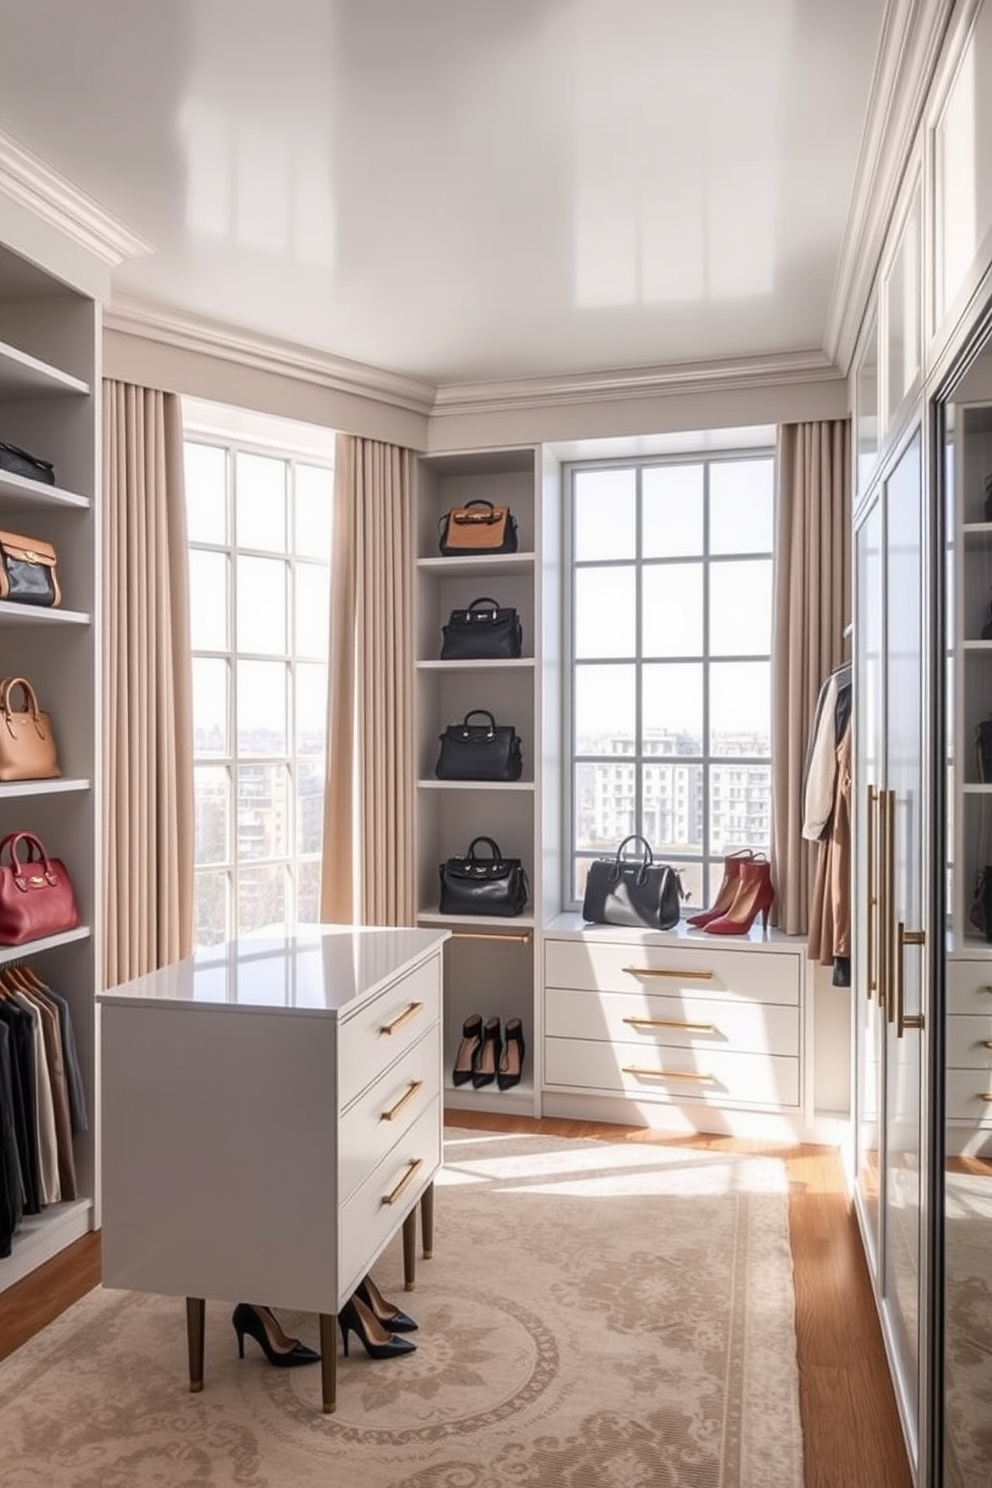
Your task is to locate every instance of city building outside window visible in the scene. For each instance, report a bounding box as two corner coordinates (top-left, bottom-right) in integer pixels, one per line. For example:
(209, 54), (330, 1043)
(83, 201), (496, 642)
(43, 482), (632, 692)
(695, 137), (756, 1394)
(184, 408), (333, 946)
(566, 450), (774, 913)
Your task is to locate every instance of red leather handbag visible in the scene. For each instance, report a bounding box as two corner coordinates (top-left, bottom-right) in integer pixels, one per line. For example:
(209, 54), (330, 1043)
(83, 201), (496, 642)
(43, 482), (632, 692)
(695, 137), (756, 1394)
(0, 832), (80, 945)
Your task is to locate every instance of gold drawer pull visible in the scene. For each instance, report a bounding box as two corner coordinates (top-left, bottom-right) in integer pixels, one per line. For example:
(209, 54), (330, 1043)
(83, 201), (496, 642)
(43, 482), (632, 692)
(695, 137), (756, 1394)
(622, 1065), (715, 1082)
(382, 1157), (424, 1206)
(622, 966), (714, 981)
(983, 1041), (992, 1050)
(381, 1080), (424, 1122)
(380, 1001), (424, 1036)
(623, 1016), (715, 1033)
(981, 1094), (992, 1104)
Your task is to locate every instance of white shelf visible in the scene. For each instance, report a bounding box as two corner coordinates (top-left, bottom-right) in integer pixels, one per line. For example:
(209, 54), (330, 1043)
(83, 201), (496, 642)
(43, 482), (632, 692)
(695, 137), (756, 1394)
(418, 778), (536, 791)
(0, 925), (91, 965)
(417, 552), (536, 577)
(417, 658), (536, 672)
(0, 338), (89, 398)
(962, 784), (992, 794)
(0, 470), (90, 509)
(444, 1080), (535, 1115)
(0, 600), (90, 625)
(0, 1199), (93, 1288)
(0, 777), (91, 799)
(962, 639), (992, 650)
(419, 910), (535, 933)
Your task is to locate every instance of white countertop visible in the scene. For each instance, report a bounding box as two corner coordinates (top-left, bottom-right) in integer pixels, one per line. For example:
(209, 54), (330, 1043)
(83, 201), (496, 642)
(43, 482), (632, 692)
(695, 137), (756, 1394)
(544, 913), (806, 953)
(96, 924), (450, 1013)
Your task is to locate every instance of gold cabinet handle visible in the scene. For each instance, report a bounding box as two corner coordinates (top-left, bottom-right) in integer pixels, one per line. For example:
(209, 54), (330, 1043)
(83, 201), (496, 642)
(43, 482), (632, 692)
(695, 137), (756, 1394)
(381, 1157), (424, 1206)
(895, 922), (925, 1037)
(982, 1041), (992, 1050)
(879, 788), (896, 1023)
(622, 1016), (715, 1033)
(621, 1065), (715, 1082)
(380, 1001), (424, 1036)
(622, 966), (714, 981)
(981, 1094), (992, 1104)
(866, 784), (877, 1000)
(380, 1080), (424, 1122)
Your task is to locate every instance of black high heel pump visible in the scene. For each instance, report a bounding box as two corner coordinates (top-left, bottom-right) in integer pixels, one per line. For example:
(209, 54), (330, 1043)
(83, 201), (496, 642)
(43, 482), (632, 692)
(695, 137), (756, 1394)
(498, 1017), (525, 1090)
(232, 1303), (321, 1367)
(338, 1295), (417, 1359)
(472, 1016), (501, 1088)
(355, 1274), (418, 1332)
(452, 1013), (483, 1086)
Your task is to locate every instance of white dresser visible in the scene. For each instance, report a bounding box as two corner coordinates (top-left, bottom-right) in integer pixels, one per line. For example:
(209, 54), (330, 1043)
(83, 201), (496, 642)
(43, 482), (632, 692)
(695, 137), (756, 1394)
(97, 925), (448, 1412)
(945, 957), (992, 1155)
(543, 916), (806, 1136)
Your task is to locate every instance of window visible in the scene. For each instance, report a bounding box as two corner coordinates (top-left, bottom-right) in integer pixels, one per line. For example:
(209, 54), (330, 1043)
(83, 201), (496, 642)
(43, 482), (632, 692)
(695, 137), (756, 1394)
(185, 424), (333, 947)
(566, 451), (774, 911)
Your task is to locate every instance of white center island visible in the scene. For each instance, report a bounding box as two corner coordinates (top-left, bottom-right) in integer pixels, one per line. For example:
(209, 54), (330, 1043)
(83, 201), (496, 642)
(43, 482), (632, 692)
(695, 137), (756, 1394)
(97, 924), (449, 1412)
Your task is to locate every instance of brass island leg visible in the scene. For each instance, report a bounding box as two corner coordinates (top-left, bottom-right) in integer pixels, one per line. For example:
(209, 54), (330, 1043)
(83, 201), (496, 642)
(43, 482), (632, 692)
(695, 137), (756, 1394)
(402, 1208), (417, 1291)
(319, 1314), (337, 1413)
(421, 1181), (435, 1259)
(185, 1297), (205, 1393)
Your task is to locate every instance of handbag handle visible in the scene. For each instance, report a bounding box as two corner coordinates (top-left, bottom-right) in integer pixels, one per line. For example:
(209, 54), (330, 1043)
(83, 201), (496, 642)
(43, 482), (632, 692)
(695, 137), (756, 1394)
(461, 709), (497, 735)
(467, 597), (502, 611)
(0, 831), (58, 888)
(466, 836), (503, 862)
(0, 676), (44, 736)
(611, 834), (654, 886)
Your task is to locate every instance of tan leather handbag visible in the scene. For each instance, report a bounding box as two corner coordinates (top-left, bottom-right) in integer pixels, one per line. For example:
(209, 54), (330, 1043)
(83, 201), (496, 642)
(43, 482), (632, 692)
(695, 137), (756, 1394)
(0, 531), (61, 607)
(0, 676), (61, 781)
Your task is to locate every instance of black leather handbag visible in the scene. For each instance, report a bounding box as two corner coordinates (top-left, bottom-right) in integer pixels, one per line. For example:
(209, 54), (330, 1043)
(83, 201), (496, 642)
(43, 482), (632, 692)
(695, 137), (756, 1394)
(435, 709), (523, 781)
(440, 597), (523, 661)
(0, 440), (55, 486)
(581, 835), (684, 931)
(439, 836), (528, 917)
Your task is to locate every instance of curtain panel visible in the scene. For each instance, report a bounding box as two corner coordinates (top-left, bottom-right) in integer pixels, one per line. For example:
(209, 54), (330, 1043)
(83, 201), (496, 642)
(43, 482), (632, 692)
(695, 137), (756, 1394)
(771, 419), (851, 936)
(320, 435), (415, 927)
(102, 381), (194, 986)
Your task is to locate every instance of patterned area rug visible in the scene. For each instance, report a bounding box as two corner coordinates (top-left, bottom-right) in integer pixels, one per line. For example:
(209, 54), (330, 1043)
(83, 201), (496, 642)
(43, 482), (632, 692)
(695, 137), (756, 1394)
(0, 1129), (803, 1488)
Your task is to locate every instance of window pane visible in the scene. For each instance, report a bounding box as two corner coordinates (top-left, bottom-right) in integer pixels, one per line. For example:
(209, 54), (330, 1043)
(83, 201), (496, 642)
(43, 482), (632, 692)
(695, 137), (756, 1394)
(296, 464), (333, 559)
(643, 562), (703, 656)
(642, 761), (702, 854)
(710, 764), (772, 854)
(574, 567), (636, 658)
(573, 468), (635, 561)
(237, 763), (289, 860)
(194, 870), (230, 947)
(574, 760), (636, 851)
(238, 864), (288, 936)
(236, 452), (287, 552)
(185, 443), (227, 545)
(237, 660), (287, 756)
(296, 760), (324, 854)
(642, 464), (703, 557)
(575, 664), (636, 753)
(193, 658), (229, 756)
(189, 551), (229, 650)
(709, 559), (773, 655)
(296, 858), (321, 923)
(643, 663), (703, 754)
(709, 459), (774, 554)
(296, 561), (329, 657)
(296, 663), (326, 755)
(237, 556), (287, 654)
(194, 765), (230, 865)
(709, 662), (771, 755)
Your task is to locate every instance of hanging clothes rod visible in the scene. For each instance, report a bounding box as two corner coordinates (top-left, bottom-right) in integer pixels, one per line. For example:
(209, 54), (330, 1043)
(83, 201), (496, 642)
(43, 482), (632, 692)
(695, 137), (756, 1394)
(449, 930), (532, 945)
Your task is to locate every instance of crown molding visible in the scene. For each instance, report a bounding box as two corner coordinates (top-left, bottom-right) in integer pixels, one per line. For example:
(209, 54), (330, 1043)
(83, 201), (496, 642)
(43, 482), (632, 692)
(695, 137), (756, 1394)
(429, 349), (843, 417)
(105, 294), (438, 416)
(0, 131), (151, 268)
(825, 0), (957, 374)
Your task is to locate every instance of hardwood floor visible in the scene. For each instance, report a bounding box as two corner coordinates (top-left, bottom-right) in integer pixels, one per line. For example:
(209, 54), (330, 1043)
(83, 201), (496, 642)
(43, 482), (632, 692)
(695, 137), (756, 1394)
(0, 1113), (912, 1488)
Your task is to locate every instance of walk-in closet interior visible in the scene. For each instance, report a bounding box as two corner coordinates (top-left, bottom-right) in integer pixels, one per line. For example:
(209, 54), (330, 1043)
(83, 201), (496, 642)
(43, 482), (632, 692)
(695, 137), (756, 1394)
(2, 1), (992, 1483)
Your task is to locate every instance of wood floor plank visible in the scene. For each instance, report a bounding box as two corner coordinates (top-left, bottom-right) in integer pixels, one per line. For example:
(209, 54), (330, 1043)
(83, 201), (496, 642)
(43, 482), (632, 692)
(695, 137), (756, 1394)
(0, 1112), (913, 1488)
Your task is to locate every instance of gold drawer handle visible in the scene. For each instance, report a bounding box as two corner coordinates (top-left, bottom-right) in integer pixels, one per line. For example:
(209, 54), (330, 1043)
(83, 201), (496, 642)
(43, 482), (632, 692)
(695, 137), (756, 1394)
(981, 1094), (992, 1104)
(380, 1001), (424, 1036)
(983, 1041), (992, 1050)
(381, 1080), (424, 1123)
(622, 1065), (715, 1082)
(382, 1157), (424, 1206)
(623, 1016), (715, 1033)
(622, 966), (714, 981)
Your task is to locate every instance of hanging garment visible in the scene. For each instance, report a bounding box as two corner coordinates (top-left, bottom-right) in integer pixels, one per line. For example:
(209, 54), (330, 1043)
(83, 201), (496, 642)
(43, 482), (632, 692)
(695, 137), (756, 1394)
(808, 716), (852, 979)
(803, 663), (852, 841)
(0, 998), (40, 1214)
(40, 984), (87, 1134)
(11, 991), (60, 1204)
(0, 1022), (24, 1256)
(22, 987), (76, 1200)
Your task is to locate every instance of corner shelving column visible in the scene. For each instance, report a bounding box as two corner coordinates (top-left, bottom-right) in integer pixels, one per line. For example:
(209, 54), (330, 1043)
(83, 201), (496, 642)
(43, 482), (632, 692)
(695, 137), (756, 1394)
(0, 244), (99, 1286)
(413, 449), (541, 1116)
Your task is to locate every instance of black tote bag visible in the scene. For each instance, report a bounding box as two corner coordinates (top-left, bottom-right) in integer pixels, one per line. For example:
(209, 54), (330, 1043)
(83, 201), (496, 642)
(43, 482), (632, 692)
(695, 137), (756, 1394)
(435, 710), (523, 781)
(440, 597), (523, 661)
(439, 836), (528, 917)
(581, 835), (684, 931)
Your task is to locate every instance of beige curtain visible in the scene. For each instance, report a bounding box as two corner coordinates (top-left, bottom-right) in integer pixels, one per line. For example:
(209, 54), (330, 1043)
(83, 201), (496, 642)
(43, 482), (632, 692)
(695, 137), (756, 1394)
(320, 435), (415, 926)
(771, 419), (851, 935)
(102, 381), (194, 985)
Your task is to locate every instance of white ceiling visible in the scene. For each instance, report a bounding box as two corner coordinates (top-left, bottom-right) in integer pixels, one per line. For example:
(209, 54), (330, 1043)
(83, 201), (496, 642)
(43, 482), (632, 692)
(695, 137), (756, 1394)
(0, 0), (889, 390)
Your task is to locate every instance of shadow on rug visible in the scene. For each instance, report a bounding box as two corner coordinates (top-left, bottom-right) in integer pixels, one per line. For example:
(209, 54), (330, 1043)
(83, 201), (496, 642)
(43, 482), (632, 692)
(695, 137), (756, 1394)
(0, 1128), (803, 1488)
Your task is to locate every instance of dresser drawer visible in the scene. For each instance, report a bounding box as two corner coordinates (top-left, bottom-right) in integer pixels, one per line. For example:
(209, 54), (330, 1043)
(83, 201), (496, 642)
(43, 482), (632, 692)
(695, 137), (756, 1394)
(544, 938), (801, 1007)
(339, 1031), (441, 1204)
(946, 1017), (992, 1070)
(339, 1097), (441, 1295)
(544, 985), (799, 1059)
(338, 956), (441, 1109)
(544, 1036), (800, 1109)
(947, 1068), (992, 1123)
(947, 961), (992, 1016)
